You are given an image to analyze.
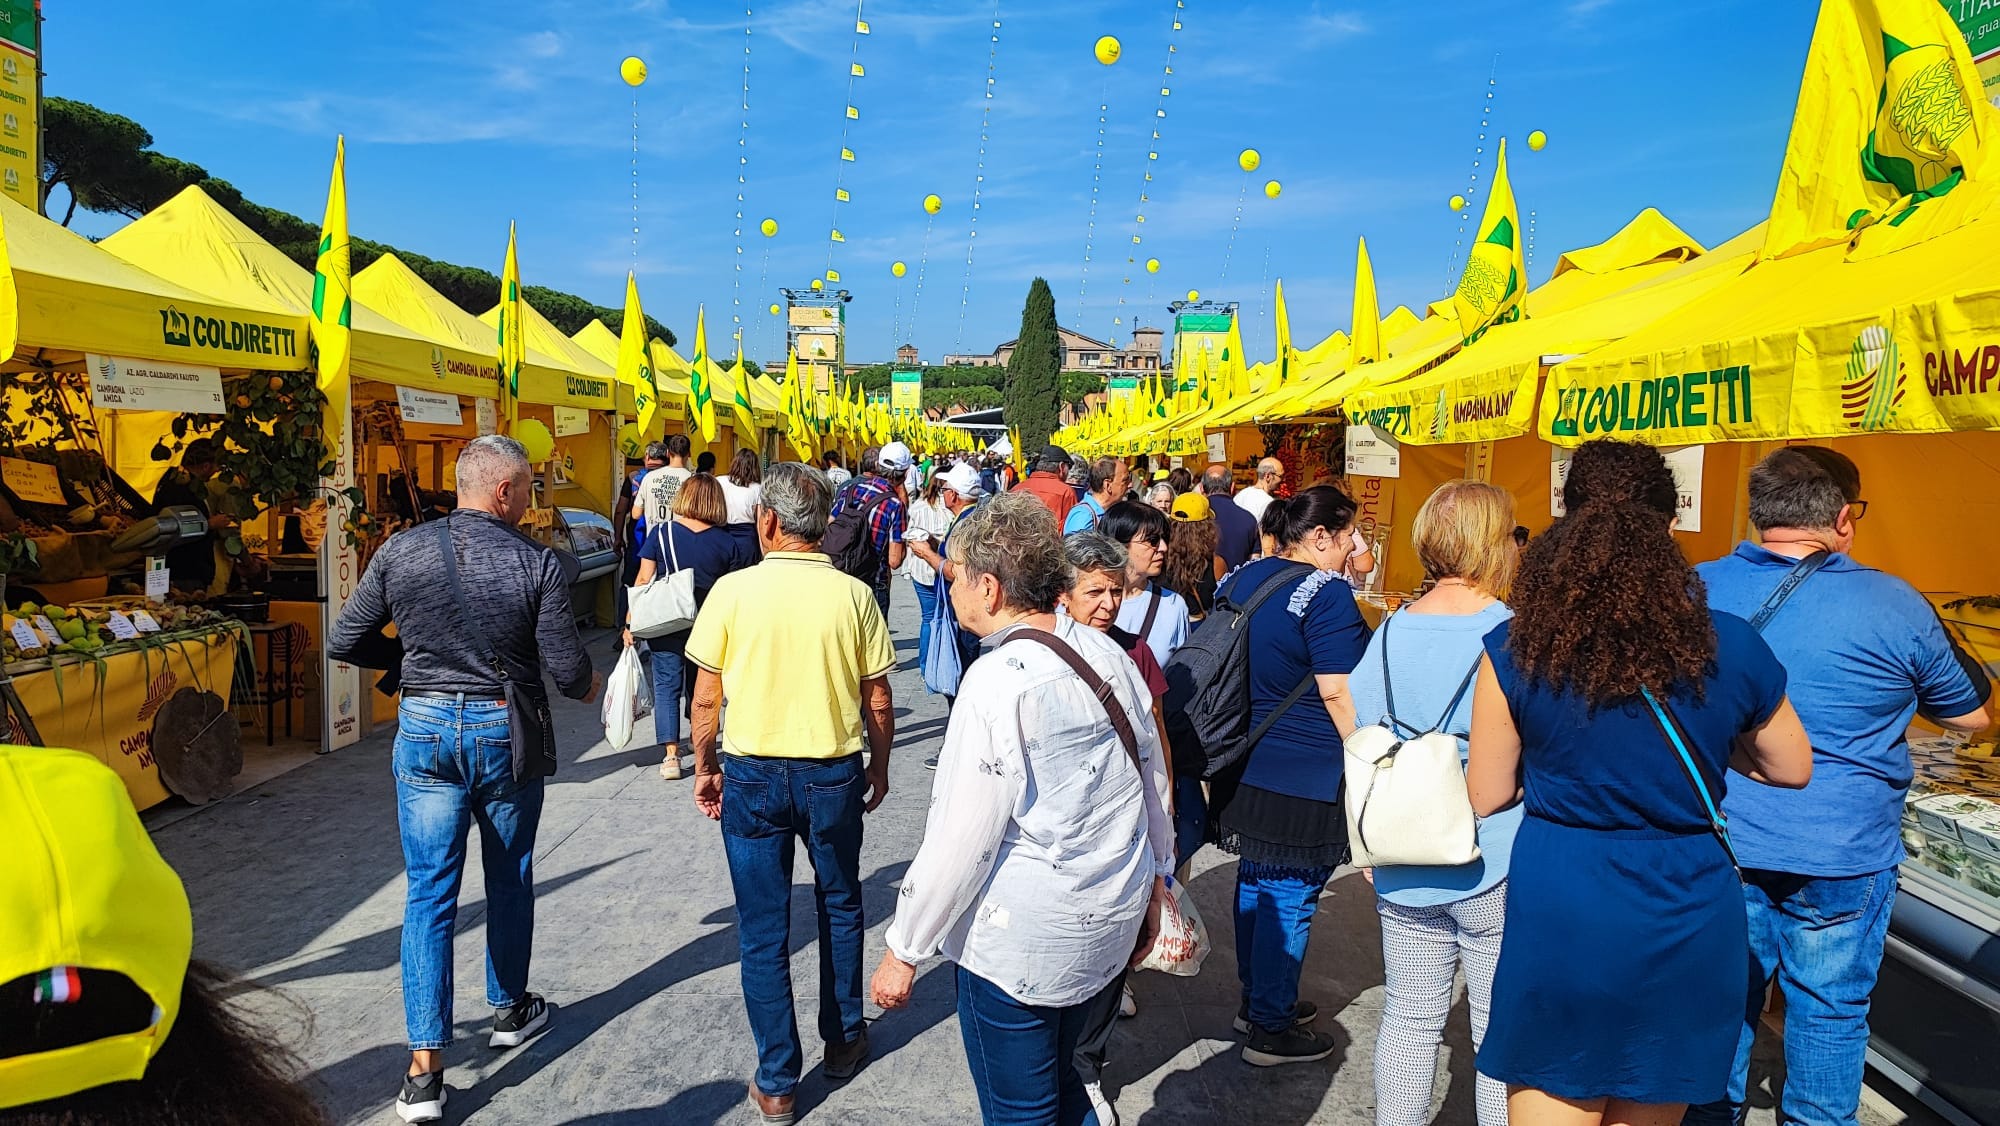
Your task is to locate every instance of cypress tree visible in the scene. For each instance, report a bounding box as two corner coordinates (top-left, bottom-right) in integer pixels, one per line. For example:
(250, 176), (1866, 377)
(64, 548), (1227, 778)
(1004, 277), (1062, 453)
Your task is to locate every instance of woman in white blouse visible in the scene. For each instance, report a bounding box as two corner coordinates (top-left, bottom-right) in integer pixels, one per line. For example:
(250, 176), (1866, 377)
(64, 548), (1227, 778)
(719, 447), (763, 525)
(871, 493), (1176, 1126)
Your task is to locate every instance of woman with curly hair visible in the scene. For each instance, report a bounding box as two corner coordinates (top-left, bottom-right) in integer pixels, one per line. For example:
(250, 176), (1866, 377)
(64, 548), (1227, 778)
(1466, 440), (1813, 1126)
(1162, 493), (1227, 621)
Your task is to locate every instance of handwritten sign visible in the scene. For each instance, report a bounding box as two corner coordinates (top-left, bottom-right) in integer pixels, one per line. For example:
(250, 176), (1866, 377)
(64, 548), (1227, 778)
(33, 615), (57, 639)
(104, 612), (140, 641)
(475, 397), (498, 436)
(1, 456), (64, 504)
(87, 353), (226, 414)
(130, 610), (162, 633)
(9, 618), (43, 651)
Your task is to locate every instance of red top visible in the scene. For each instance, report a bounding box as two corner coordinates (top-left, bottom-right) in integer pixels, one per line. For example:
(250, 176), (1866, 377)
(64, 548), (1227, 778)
(1011, 470), (1079, 525)
(1107, 625), (1168, 701)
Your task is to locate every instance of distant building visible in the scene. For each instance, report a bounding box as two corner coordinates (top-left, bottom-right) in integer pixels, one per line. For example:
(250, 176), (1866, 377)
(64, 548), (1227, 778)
(943, 325), (1163, 373)
(896, 343), (920, 366)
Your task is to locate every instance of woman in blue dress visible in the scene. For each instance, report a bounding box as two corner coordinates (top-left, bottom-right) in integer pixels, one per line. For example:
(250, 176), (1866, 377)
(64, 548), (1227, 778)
(1466, 440), (1813, 1126)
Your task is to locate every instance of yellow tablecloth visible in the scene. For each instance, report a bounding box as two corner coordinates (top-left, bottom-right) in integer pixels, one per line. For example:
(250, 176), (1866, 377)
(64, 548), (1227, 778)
(8, 631), (241, 810)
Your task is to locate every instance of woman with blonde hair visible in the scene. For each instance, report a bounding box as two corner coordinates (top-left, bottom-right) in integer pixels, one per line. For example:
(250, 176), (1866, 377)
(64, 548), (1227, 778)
(1348, 480), (1521, 1126)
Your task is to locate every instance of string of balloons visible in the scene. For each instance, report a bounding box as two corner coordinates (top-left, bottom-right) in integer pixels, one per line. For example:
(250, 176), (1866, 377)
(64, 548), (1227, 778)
(1219, 147), (1261, 281)
(1077, 35), (1119, 323)
(759, 217), (779, 358)
(732, 7), (753, 346)
(911, 192), (941, 344)
(620, 57), (646, 269)
(1443, 56), (1499, 295)
(824, 0), (871, 283)
(954, 2), (1003, 350)
(1113, 0), (1189, 340)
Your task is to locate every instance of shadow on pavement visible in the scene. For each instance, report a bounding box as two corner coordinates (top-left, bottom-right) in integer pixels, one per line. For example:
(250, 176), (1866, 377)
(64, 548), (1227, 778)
(556, 1079), (746, 1125)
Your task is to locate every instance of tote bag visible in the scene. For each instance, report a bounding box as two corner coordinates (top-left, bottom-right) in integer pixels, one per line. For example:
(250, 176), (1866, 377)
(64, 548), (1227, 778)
(628, 523), (699, 639)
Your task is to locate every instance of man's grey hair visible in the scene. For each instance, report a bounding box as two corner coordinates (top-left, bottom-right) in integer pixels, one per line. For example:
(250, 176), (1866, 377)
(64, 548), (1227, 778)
(762, 461), (832, 543)
(947, 492), (1072, 613)
(457, 435), (531, 497)
(1748, 447), (1858, 533)
(1256, 457), (1283, 484)
(644, 441), (670, 462)
(1063, 532), (1128, 584)
(1201, 465), (1233, 495)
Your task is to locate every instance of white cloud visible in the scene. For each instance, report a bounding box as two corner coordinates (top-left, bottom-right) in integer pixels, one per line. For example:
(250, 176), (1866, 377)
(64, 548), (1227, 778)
(520, 30), (564, 59)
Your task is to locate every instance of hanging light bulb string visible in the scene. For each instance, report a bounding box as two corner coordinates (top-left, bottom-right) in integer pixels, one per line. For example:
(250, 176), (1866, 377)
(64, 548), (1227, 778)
(825, 0), (869, 279)
(912, 212), (935, 328)
(630, 90), (640, 269)
(1077, 73), (1109, 323)
(1219, 175), (1247, 281)
(1526, 207), (1538, 282)
(1444, 54), (1499, 295)
(1114, 0), (1187, 342)
(733, 7), (753, 341)
(955, 0), (1002, 350)
(757, 243), (775, 358)
(1257, 242), (1271, 347)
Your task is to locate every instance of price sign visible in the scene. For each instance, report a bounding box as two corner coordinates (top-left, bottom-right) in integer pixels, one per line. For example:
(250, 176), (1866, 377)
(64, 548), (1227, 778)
(475, 398), (498, 436)
(9, 618), (43, 650)
(33, 614), (57, 639)
(1, 456), (64, 504)
(145, 557), (170, 604)
(104, 612), (140, 641)
(130, 610), (162, 633)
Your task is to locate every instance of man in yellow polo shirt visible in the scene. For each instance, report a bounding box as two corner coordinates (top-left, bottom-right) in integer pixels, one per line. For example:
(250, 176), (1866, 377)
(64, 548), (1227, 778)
(685, 461), (897, 1123)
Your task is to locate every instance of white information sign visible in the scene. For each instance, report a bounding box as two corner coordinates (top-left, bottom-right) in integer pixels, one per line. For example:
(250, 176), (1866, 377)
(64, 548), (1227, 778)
(1344, 424), (1402, 479)
(396, 386), (464, 426)
(144, 557), (170, 604)
(475, 397), (498, 436)
(130, 609), (161, 633)
(553, 406), (591, 437)
(9, 618), (43, 650)
(1205, 432), (1228, 465)
(104, 611), (140, 641)
(87, 354), (226, 414)
(1552, 445), (1704, 532)
(32, 614), (57, 639)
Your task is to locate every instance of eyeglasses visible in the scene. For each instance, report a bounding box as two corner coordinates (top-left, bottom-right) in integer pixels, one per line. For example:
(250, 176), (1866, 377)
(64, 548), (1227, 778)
(1848, 500), (1869, 520)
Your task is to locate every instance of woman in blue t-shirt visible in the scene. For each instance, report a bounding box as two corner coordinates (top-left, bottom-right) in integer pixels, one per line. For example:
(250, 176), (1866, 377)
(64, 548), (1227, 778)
(1347, 480), (1521, 1126)
(1210, 485), (1372, 1068)
(1465, 440), (1813, 1124)
(624, 473), (759, 781)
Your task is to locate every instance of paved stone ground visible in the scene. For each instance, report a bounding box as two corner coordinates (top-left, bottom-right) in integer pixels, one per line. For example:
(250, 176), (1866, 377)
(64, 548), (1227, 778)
(148, 582), (1888, 1126)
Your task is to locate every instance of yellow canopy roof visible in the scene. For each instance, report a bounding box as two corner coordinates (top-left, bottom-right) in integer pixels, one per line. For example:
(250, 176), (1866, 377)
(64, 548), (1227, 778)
(1348, 224), (1759, 446)
(1544, 206), (2000, 445)
(351, 253), (500, 397)
(0, 191), (307, 371)
(573, 320), (689, 419)
(99, 187), (483, 394)
(479, 301), (616, 410)
(1551, 207), (1704, 278)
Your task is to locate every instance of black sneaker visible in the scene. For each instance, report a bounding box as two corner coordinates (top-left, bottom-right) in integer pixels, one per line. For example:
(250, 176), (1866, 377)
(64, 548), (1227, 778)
(1240, 1024), (1337, 1067)
(395, 1070), (447, 1123)
(489, 993), (550, 1048)
(1232, 999), (1318, 1035)
(923, 756), (939, 771)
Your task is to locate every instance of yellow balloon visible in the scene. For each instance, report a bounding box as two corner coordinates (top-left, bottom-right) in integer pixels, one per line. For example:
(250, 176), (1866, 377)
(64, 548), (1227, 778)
(769, 303), (782, 316)
(1449, 194), (1467, 212)
(1264, 180), (1282, 199)
(810, 278), (824, 291)
(891, 260), (907, 278)
(923, 193), (943, 215)
(1528, 129), (1548, 152)
(1238, 148), (1261, 173)
(619, 56), (647, 87)
(516, 419), (556, 464)
(1186, 289), (1201, 302)
(1145, 258), (1160, 273)
(1094, 35), (1121, 65)
(760, 217), (778, 237)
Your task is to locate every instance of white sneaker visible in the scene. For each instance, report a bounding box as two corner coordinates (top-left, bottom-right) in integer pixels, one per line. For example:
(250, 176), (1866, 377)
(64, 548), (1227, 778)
(1084, 1079), (1119, 1126)
(660, 752), (683, 780)
(1118, 983), (1137, 1019)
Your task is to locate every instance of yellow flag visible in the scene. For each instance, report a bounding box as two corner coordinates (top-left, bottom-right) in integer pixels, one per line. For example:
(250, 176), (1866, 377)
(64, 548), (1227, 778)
(785, 350), (816, 460)
(1763, 0), (1999, 260)
(687, 305), (717, 443)
(310, 136), (352, 395)
(497, 221), (526, 431)
(1452, 138), (1527, 346)
(1351, 236), (1383, 364)
(617, 273), (656, 445)
(729, 334), (759, 441)
(1273, 278), (1295, 386)
(1218, 310), (1246, 404)
(1009, 425), (1025, 475)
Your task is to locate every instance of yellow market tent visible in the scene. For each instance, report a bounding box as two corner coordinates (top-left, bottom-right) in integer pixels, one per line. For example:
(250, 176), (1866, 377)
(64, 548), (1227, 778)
(100, 187), (489, 397)
(0, 191), (306, 372)
(351, 253), (503, 398)
(477, 300), (615, 411)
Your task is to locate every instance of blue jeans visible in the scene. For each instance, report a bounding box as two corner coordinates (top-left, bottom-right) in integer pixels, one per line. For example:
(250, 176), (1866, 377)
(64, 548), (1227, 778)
(393, 696), (544, 1050)
(912, 579), (939, 668)
(1174, 773), (1206, 869)
(1685, 867), (1898, 1126)
(872, 582), (892, 621)
(646, 642), (684, 745)
(1235, 861), (1334, 1032)
(720, 753), (869, 1097)
(957, 965), (1111, 1126)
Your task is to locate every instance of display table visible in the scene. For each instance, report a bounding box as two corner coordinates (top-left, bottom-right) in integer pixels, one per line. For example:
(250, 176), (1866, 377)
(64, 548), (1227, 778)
(4, 628), (242, 810)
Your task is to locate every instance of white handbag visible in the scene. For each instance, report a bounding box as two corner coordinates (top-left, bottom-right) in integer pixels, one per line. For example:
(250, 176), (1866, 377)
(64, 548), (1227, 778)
(1343, 614), (1484, 868)
(628, 523), (699, 639)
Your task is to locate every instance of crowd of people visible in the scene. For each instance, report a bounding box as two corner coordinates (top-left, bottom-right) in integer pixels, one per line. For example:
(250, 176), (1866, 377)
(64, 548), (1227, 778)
(5, 431), (1991, 1126)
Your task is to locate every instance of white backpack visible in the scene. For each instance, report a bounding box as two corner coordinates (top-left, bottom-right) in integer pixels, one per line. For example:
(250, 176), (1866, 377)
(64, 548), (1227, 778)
(1343, 614), (1483, 869)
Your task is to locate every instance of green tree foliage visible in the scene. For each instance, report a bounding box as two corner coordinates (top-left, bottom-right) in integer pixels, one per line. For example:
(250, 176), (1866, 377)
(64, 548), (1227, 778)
(39, 98), (674, 345)
(1059, 370), (1106, 408)
(1003, 278), (1061, 450)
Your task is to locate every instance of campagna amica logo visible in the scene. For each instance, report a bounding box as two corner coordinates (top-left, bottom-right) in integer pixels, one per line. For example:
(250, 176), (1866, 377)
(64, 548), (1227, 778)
(1841, 324), (1905, 432)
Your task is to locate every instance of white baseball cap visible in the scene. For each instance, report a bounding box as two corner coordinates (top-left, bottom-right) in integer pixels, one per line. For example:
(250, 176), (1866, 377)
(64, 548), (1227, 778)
(940, 463), (985, 498)
(878, 442), (913, 472)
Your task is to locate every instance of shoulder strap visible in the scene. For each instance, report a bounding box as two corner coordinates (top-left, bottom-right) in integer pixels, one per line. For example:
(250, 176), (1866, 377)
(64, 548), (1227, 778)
(1139, 581), (1162, 640)
(1640, 687), (1739, 870)
(1749, 549), (1831, 632)
(434, 517), (510, 684)
(1231, 560), (1314, 618)
(1010, 628), (1141, 770)
(1374, 612), (1483, 738)
(1247, 674), (1317, 751)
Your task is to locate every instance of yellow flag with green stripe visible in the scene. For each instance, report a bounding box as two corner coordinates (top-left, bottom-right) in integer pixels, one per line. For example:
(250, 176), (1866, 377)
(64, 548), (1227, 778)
(617, 272), (656, 441)
(310, 136), (352, 394)
(497, 223), (526, 430)
(1452, 138), (1527, 346)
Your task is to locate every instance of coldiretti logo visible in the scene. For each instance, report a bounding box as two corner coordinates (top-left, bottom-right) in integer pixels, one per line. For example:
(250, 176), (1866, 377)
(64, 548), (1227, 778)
(1429, 389), (1449, 440)
(157, 305), (299, 357)
(566, 375), (611, 399)
(1353, 405), (1412, 437)
(1842, 325), (1904, 431)
(1549, 365), (1753, 438)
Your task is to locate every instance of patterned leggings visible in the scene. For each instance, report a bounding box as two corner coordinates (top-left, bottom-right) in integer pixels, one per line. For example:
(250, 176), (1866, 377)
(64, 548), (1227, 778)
(1373, 880), (1508, 1126)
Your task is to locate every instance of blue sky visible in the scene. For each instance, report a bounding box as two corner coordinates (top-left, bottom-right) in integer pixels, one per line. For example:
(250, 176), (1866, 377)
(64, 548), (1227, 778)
(55, 0), (1815, 365)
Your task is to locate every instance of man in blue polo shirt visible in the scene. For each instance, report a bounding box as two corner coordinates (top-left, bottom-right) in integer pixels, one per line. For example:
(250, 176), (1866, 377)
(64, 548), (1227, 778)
(1691, 447), (1991, 1126)
(1061, 456), (1129, 536)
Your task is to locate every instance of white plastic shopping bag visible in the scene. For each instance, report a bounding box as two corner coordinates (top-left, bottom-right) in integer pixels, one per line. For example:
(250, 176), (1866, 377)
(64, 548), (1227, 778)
(1134, 874), (1210, 977)
(602, 644), (646, 749)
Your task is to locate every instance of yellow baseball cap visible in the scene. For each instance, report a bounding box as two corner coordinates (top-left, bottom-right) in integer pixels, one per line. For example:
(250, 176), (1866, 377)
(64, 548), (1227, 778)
(0, 745), (192, 1108)
(1170, 492), (1212, 522)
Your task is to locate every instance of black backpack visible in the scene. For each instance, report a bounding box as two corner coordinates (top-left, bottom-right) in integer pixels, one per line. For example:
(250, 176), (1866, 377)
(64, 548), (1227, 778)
(1162, 561), (1315, 779)
(823, 480), (890, 583)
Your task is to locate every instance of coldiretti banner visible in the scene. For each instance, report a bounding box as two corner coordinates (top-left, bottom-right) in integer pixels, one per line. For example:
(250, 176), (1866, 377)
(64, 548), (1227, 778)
(1950, 0), (2000, 104)
(1346, 361), (1540, 446)
(0, 0), (35, 208)
(1541, 306), (2000, 446)
(517, 364), (615, 410)
(890, 367), (921, 411)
